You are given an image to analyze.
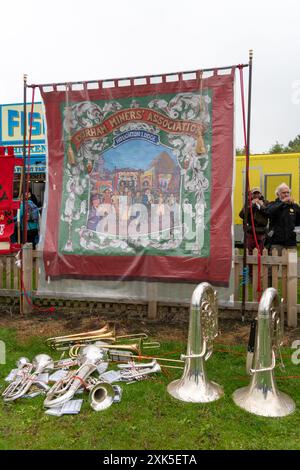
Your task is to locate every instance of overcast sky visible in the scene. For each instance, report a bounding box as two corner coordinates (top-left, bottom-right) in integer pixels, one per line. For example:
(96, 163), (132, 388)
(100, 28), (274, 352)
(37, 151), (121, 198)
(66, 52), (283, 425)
(0, 0), (299, 153)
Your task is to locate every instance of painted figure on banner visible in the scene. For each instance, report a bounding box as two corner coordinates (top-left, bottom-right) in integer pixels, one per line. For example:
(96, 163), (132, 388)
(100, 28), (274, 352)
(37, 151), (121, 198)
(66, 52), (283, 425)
(87, 194), (101, 231)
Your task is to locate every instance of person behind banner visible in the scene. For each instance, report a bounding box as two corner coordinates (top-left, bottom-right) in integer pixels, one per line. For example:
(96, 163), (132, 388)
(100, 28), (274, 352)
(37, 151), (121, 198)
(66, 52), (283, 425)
(263, 183), (300, 254)
(239, 187), (268, 254)
(28, 189), (40, 208)
(18, 198), (40, 249)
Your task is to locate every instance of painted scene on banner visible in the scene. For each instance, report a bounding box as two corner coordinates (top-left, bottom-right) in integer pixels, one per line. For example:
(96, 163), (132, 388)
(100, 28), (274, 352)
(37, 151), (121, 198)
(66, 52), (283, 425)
(60, 92), (212, 258)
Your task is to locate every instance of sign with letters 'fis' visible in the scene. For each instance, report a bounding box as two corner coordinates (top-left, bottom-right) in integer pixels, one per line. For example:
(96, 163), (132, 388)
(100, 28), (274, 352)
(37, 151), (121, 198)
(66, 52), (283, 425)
(41, 71), (234, 285)
(0, 103), (46, 173)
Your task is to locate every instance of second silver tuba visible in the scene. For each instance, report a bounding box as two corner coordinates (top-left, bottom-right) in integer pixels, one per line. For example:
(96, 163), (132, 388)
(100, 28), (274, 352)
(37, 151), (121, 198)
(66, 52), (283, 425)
(167, 282), (223, 403)
(232, 288), (295, 417)
(44, 345), (105, 408)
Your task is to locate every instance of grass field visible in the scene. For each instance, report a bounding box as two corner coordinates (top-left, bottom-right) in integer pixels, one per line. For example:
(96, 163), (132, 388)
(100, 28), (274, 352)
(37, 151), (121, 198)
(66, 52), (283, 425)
(0, 327), (300, 450)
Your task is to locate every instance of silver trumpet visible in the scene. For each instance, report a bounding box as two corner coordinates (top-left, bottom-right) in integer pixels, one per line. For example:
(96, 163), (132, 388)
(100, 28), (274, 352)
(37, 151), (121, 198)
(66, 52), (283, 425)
(2, 354), (54, 402)
(233, 288), (296, 417)
(120, 360), (161, 382)
(44, 345), (105, 408)
(167, 282), (223, 403)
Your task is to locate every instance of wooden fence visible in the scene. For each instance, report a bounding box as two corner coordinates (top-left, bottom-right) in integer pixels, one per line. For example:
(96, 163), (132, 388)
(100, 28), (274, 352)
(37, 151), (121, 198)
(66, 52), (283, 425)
(0, 245), (298, 326)
(233, 248), (298, 327)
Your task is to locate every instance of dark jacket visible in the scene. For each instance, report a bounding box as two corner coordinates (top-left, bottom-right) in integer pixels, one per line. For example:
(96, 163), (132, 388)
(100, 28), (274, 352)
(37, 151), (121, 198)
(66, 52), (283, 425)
(263, 198), (300, 247)
(239, 201), (269, 235)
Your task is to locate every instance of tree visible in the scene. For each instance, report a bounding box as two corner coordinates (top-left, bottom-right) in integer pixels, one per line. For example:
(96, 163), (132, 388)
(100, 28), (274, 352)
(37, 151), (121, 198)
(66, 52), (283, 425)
(268, 141), (287, 154)
(287, 134), (300, 153)
(268, 135), (300, 154)
(236, 146), (246, 156)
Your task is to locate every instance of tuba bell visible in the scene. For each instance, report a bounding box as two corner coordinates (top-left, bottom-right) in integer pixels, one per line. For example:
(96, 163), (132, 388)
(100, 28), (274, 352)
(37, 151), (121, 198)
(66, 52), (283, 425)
(232, 288), (295, 417)
(167, 282), (223, 403)
(89, 382), (122, 411)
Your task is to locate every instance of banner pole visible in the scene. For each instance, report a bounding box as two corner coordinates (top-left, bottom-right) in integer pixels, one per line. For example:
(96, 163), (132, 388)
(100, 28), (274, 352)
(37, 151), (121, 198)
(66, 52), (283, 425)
(241, 50), (253, 322)
(22, 74), (28, 244)
(20, 74), (27, 315)
(27, 63), (249, 89)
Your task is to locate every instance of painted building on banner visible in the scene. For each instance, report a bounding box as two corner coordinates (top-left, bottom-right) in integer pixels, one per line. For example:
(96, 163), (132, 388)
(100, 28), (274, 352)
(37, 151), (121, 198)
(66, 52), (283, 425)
(0, 102), (46, 206)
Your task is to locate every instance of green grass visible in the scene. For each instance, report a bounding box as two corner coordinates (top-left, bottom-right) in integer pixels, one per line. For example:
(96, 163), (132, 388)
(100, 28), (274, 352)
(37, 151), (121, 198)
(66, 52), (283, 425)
(1, 328), (300, 450)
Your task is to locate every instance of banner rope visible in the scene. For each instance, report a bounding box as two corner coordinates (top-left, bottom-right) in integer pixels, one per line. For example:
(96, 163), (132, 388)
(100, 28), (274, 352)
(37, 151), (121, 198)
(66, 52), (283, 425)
(238, 65), (262, 300)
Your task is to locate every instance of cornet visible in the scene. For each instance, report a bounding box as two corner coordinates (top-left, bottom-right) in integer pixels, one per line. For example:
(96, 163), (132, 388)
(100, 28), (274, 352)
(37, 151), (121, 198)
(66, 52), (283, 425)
(233, 288), (295, 417)
(167, 282), (223, 403)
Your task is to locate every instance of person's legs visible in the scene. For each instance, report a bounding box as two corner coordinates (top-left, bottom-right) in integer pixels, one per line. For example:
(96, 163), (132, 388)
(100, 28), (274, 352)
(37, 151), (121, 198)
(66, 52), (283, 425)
(27, 229), (39, 249)
(246, 232), (255, 254)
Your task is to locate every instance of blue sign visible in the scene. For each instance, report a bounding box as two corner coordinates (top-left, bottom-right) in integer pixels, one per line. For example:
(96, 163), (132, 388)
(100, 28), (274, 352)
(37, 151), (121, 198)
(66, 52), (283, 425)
(0, 102), (46, 174)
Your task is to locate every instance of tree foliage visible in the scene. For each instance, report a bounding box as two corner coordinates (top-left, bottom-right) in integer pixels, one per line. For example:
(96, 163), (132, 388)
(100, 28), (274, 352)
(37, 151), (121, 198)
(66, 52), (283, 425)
(236, 146), (246, 156)
(268, 135), (300, 154)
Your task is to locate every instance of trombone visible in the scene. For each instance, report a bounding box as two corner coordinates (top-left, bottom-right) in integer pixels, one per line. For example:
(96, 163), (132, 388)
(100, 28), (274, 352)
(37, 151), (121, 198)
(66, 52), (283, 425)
(46, 323), (160, 351)
(46, 323), (112, 349)
(69, 342), (142, 358)
(68, 343), (184, 370)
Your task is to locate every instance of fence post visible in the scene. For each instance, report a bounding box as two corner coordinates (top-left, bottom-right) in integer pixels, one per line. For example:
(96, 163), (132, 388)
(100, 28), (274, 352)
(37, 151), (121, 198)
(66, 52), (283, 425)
(287, 249), (298, 327)
(20, 243), (33, 314)
(147, 282), (158, 319)
(234, 248), (240, 301)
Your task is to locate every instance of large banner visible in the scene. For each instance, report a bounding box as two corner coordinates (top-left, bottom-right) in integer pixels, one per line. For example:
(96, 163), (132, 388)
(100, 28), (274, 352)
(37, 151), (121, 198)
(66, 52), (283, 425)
(41, 71), (234, 285)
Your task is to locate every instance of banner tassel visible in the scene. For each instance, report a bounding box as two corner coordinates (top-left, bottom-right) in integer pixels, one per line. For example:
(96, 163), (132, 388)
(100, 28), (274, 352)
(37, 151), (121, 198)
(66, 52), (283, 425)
(67, 141), (76, 165)
(196, 132), (206, 154)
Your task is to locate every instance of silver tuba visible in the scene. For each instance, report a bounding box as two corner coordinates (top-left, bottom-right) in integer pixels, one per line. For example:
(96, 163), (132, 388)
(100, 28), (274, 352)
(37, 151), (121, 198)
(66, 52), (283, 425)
(167, 282), (223, 403)
(232, 288), (295, 417)
(44, 345), (105, 408)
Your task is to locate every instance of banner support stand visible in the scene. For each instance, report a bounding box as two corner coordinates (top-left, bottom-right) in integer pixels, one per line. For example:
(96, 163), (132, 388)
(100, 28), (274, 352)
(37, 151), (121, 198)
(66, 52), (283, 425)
(20, 74), (27, 314)
(241, 50), (253, 322)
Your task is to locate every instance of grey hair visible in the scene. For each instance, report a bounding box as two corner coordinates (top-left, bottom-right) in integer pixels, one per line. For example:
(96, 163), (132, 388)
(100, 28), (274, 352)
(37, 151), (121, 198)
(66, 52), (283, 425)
(275, 182), (290, 197)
